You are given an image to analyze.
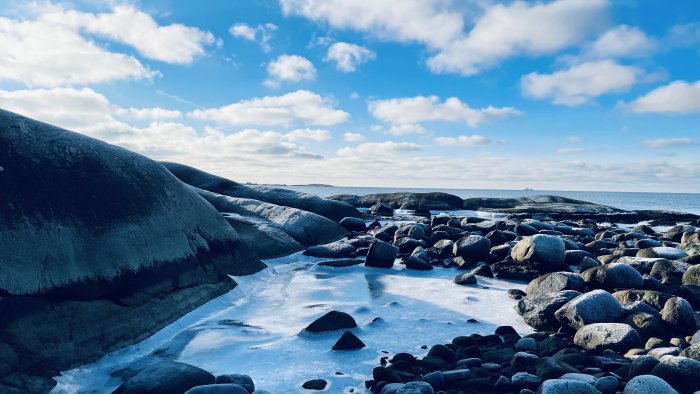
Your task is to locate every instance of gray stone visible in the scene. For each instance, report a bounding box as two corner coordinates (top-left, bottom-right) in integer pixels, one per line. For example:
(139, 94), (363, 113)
(637, 247), (688, 260)
(511, 235), (567, 271)
(573, 323), (642, 352)
(304, 241), (356, 258)
(623, 375), (677, 394)
(452, 235), (491, 260)
(555, 290), (624, 329)
(581, 263), (644, 290)
(518, 290), (582, 331)
(661, 297), (696, 335)
(184, 384), (249, 394)
(650, 355), (700, 392)
(365, 240), (399, 268)
(113, 361), (215, 394)
(536, 379), (601, 394)
(526, 272), (585, 298)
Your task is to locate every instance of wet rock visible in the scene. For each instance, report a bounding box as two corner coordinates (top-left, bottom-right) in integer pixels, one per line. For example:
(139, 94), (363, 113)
(472, 264), (493, 278)
(113, 361), (215, 394)
(304, 311), (357, 333)
(370, 203), (394, 216)
(404, 256), (434, 271)
(366, 240), (399, 268)
(573, 323), (642, 352)
(332, 331), (366, 351)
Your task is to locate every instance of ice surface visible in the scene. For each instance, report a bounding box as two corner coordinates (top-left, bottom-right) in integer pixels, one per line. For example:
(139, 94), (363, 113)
(52, 253), (530, 394)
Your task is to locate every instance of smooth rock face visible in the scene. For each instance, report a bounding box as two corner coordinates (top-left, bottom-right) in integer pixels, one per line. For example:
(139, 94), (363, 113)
(197, 190), (346, 250)
(112, 361), (215, 394)
(637, 247), (688, 260)
(660, 297), (696, 335)
(0, 110), (264, 392)
(555, 290), (624, 329)
(573, 323), (642, 352)
(162, 162), (360, 222)
(332, 331), (366, 351)
(184, 384), (250, 394)
(511, 235), (567, 271)
(650, 356), (700, 392)
(623, 375), (677, 394)
(452, 235), (491, 260)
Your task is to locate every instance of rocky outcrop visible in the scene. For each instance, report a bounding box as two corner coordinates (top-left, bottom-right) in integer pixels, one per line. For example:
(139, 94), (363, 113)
(329, 192), (464, 210)
(463, 195), (621, 214)
(0, 109), (265, 392)
(162, 162), (360, 222)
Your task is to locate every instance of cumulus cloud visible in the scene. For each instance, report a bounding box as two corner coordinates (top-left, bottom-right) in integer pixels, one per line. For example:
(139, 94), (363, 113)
(583, 25), (657, 59)
(0, 15), (156, 87)
(324, 42), (376, 72)
(280, 0), (609, 76)
(229, 22), (278, 52)
(337, 141), (421, 157)
(434, 135), (494, 146)
(388, 124), (426, 135)
(189, 90), (349, 126)
(265, 54), (316, 87)
(285, 128), (331, 141)
(624, 80), (700, 114)
(115, 107), (183, 120)
(521, 60), (643, 106)
(369, 95), (520, 128)
(342, 132), (366, 142)
(49, 5), (216, 65)
(642, 138), (696, 148)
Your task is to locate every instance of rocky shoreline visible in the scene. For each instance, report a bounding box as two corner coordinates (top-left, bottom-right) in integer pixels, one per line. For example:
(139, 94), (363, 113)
(2, 110), (700, 393)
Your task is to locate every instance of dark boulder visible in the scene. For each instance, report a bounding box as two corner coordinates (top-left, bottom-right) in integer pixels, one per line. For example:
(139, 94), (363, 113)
(332, 331), (366, 350)
(303, 311), (357, 333)
(112, 361), (214, 394)
(366, 240), (399, 268)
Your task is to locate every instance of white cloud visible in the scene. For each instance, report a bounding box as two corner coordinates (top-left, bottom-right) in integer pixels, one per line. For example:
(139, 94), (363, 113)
(0, 15), (155, 87)
(324, 42), (376, 72)
(49, 5), (216, 65)
(189, 90), (349, 126)
(285, 128), (331, 141)
(115, 107), (183, 120)
(369, 95), (520, 128)
(342, 132), (366, 142)
(229, 22), (278, 52)
(584, 25), (657, 59)
(624, 80), (700, 114)
(388, 123), (426, 135)
(337, 141), (421, 157)
(642, 138), (696, 148)
(434, 135), (492, 146)
(280, 0), (608, 76)
(568, 135), (584, 143)
(557, 147), (585, 154)
(427, 0), (610, 75)
(265, 54), (316, 87)
(665, 23), (700, 48)
(521, 60), (642, 106)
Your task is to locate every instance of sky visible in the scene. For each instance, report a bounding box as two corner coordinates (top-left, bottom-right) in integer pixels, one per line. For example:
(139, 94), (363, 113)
(1, 0), (700, 192)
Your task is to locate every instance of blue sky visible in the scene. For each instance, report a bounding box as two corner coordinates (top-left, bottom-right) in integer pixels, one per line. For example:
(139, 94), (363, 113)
(1, 0), (700, 192)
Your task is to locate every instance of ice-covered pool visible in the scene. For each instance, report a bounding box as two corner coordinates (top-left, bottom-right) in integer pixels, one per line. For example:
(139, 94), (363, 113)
(52, 253), (531, 393)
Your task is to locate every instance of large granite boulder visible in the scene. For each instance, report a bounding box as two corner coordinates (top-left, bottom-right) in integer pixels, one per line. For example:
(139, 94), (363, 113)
(196, 190), (346, 250)
(573, 323), (642, 352)
(328, 192), (464, 210)
(555, 290), (624, 329)
(463, 195), (619, 214)
(511, 234), (568, 272)
(162, 162), (360, 222)
(0, 109), (264, 392)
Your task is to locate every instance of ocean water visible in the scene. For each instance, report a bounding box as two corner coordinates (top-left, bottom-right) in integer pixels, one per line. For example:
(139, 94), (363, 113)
(277, 186), (700, 215)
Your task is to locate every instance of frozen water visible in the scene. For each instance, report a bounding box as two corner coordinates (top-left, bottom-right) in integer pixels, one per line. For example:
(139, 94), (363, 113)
(52, 253), (531, 394)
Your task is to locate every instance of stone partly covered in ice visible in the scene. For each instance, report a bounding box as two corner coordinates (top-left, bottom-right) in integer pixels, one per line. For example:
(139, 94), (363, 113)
(163, 161), (360, 222)
(0, 109), (265, 392)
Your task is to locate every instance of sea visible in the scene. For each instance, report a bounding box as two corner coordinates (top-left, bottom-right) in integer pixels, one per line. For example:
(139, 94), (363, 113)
(275, 185), (700, 215)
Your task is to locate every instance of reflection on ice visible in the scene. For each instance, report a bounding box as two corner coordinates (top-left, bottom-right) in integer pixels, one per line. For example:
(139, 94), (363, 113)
(53, 252), (531, 394)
